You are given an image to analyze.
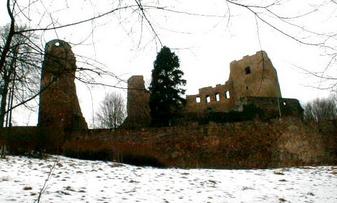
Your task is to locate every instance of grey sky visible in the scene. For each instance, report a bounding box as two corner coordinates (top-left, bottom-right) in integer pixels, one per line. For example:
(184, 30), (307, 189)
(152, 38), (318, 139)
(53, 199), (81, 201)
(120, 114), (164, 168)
(1, 0), (336, 126)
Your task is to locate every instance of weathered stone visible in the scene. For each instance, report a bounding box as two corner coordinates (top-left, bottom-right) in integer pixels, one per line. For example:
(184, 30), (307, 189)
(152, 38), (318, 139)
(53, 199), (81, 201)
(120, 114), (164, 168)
(126, 51), (300, 125)
(123, 75), (151, 128)
(229, 51), (281, 102)
(185, 51), (282, 113)
(185, 82), (235, 113)
(63, 118), (337, 168)
(38, 39), (87, 131)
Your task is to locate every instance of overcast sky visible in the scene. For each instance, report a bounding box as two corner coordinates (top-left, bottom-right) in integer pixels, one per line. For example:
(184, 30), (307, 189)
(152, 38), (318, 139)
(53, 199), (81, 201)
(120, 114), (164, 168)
(1, 0), (336, 126)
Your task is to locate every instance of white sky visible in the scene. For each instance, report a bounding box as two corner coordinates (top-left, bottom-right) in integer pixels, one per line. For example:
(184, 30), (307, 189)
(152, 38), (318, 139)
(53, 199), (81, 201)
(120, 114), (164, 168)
(1, 0), (336, 126)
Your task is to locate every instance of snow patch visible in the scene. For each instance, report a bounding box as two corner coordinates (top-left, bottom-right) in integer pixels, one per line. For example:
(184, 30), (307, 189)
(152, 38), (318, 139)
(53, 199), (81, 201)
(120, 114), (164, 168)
(0, 155), (336, 202)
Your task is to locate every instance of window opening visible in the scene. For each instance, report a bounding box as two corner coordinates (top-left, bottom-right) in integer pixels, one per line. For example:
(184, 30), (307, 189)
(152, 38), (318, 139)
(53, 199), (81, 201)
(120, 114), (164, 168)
(215, 93), (220, 102)
(206, 95), (211, 103)
(245, 66), (251, 75)
(196, 96), (201, 103)
(225, 91), (230, 99)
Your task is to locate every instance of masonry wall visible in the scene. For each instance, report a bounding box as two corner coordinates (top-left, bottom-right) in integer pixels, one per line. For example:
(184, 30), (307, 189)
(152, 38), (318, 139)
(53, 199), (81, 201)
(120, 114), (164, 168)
(185, 81), (235, 113)
(0, 127), (65, 154)
(63, 118), (337, 169)
(1, 118), (336, 168)
(240, 97), (303, 119)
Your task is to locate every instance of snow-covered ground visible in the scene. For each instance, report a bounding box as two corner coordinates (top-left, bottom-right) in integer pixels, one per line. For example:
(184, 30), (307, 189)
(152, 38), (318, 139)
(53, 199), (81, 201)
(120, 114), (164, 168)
(0, 155), (336, 203)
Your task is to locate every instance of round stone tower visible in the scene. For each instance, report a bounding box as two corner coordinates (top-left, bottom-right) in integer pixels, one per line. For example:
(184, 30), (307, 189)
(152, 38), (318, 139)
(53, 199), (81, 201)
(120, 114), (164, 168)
(38, 39), (88, 130)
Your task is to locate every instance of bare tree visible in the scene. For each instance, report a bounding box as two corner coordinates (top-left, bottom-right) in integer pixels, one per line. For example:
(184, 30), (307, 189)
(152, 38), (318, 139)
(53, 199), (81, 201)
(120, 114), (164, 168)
(0, 0), (151, 123)
(0, 24), (41, 127)
(303, 94), (337, 122)
(95, 92), (126, 129)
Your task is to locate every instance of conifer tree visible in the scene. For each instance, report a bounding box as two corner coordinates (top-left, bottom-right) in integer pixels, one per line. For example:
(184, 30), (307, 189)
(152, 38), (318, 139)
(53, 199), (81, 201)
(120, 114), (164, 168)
(149, 46), (186, 126)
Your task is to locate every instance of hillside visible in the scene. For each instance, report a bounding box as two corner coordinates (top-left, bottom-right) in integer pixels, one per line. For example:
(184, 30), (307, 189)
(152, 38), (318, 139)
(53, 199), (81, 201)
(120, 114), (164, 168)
(0, 155), (336, 202)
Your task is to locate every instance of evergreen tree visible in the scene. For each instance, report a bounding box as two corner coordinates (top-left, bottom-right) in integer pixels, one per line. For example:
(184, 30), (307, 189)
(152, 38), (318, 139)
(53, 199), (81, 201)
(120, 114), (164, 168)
(149, 46), (186, 126)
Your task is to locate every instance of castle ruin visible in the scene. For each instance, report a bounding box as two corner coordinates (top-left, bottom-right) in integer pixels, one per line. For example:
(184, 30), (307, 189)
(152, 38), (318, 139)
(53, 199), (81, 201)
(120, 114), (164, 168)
(125, 51), (301, 126)
(1, 40), (335, 169)
(123, 76), (151, 128)
(38, 39), (88, 131)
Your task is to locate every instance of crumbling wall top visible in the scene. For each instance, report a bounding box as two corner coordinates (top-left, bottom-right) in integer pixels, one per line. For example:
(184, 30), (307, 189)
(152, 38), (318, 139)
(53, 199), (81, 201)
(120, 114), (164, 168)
(45, 39), (72, 52)
(230, 50), (269, 66)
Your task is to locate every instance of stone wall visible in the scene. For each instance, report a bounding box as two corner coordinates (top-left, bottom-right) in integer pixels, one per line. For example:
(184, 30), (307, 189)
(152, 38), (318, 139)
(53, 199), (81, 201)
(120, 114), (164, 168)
(0, 127), (64, 154)
(185, 82), (235, 113)
(1, 119), (336, 168)
(38, 39), (87, 131)
(240, 97), (303, 119)
(64, 118), (337, 168)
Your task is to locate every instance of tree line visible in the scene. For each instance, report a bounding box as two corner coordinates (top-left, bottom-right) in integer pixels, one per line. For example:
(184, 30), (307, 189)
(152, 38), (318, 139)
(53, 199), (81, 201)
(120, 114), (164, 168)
(303, 94), (337, 122)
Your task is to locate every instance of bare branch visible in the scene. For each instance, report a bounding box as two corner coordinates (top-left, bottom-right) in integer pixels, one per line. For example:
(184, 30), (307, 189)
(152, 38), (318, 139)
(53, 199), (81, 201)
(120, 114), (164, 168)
(226, 0), (330, 48)
(36, 159), (58, 203)
(19, 5), (138, 33)
(134, 0), (163, 46)
(0, 0), (16, 73)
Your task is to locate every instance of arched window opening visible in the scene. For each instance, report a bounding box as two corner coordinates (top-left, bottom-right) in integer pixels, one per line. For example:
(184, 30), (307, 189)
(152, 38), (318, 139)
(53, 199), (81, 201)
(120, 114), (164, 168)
(196, 96), (201, 103)
(206, 95), (211, 103)
(215, 93), (220, 102)
(245, 66), (251, 75)
(225, 91), (230, 99)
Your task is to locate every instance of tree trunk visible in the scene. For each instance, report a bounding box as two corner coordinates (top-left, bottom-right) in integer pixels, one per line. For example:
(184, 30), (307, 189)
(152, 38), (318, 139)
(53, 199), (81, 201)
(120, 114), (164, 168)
(0, 0), (15, 74)
(0, 75), (9, 127)
(0, 46), (17, 127)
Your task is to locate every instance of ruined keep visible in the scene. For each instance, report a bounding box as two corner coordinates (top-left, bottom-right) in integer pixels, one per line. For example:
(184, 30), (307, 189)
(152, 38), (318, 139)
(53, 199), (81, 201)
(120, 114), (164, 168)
(185, 51), (282, 113)
(229, 51), (281, 101)
(123, 76), (151, 128)
(125, 51), (301, 126)
(38, 40), (88, 130)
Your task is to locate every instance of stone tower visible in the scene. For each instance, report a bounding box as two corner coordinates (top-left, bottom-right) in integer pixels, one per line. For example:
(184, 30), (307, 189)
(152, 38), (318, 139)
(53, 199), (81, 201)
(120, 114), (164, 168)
(38, 39), (88, 130)
(229, 51), (282, 104)
(123, 75), (151, 128)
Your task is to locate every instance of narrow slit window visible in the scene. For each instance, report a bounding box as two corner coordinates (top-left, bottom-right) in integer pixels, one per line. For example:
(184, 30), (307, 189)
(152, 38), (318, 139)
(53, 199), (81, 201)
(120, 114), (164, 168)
(215, 93), (220, 102)
(245, 66), (251, 75)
